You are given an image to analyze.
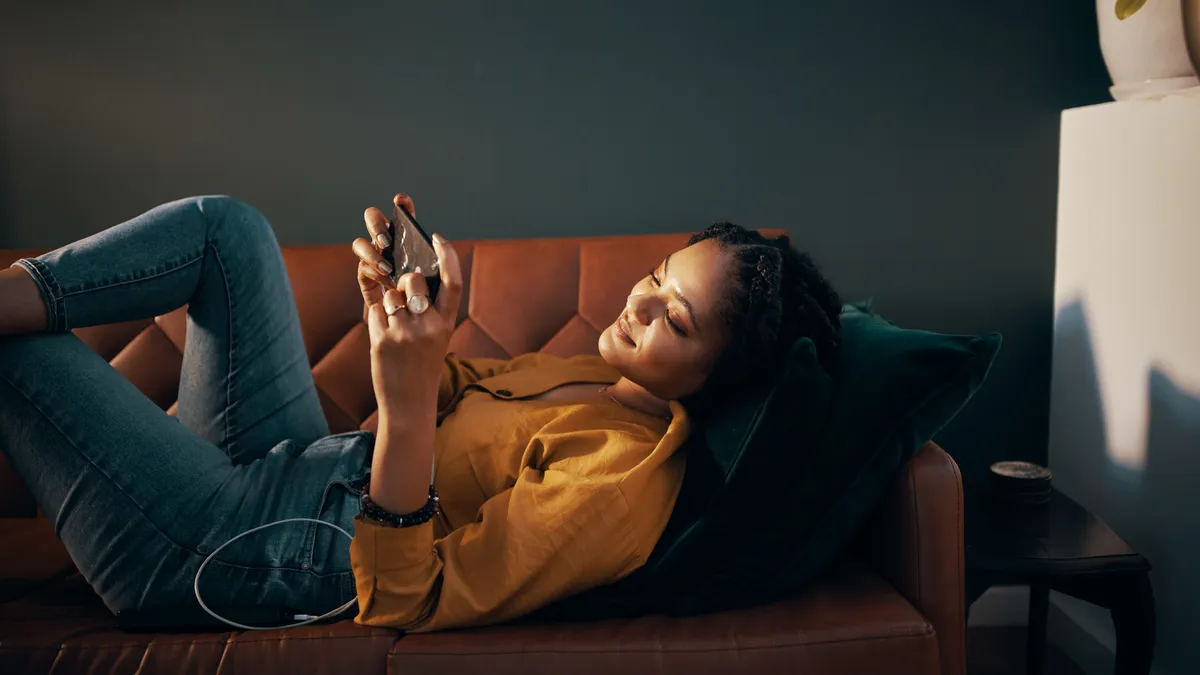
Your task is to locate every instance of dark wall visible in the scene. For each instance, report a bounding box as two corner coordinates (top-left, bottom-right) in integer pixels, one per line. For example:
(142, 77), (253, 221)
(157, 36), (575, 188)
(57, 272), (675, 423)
(0, 1), (1109, 495)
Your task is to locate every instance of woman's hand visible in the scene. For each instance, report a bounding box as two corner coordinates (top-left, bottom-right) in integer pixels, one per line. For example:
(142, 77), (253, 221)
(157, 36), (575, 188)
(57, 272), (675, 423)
(357, 194), (463, 412)
(354, 193), (416, 321)
(357, 194), (462, 514)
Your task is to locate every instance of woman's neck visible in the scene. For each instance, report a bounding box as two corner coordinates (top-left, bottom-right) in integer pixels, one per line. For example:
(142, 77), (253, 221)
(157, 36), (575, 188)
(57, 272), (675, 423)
(605, 377), (673, 420)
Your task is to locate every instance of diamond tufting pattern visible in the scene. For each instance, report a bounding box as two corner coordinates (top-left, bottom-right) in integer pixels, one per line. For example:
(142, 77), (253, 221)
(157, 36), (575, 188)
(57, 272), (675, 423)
(0, 233), (707, 499)
(0, 231), (969, 675)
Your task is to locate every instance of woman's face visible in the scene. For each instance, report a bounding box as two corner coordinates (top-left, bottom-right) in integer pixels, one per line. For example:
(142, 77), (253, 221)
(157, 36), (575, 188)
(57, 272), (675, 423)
(598, 238), (731, 400)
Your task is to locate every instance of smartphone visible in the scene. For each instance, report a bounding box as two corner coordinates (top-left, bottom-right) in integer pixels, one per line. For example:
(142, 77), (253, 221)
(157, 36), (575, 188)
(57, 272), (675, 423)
(381, 204), (441, 303)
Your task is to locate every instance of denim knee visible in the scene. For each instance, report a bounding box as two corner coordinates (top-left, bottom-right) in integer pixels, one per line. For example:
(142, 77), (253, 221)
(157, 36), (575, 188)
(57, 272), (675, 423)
(193, 196), (279, 252)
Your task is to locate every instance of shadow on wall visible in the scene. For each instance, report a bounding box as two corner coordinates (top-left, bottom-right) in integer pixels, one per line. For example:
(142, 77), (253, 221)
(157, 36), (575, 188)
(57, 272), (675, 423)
(1050, 299), (1200, 671)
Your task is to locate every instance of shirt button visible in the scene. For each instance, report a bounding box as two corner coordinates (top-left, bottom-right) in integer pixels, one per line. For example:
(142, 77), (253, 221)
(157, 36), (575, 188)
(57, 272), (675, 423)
(495, 389), (513, 397)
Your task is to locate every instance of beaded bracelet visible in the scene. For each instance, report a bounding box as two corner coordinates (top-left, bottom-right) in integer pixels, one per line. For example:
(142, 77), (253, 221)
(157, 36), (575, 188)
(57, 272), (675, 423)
(358, 483), (440, 528)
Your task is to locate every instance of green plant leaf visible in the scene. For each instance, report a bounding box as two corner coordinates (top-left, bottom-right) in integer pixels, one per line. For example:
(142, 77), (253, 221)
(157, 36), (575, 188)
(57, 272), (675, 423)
(1115, 0), (1149, 20)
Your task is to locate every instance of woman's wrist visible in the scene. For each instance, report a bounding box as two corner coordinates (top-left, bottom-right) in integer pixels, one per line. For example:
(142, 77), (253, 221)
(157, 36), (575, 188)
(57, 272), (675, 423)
(369, 394), (439, 514)
(359, 483), (439, 528)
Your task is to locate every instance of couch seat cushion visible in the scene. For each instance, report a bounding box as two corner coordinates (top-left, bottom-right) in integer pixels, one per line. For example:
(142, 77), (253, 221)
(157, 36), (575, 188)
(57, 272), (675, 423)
(1, 562), (934, 675)
(0, 573), (396, 675)
(388, 562), (938, 675)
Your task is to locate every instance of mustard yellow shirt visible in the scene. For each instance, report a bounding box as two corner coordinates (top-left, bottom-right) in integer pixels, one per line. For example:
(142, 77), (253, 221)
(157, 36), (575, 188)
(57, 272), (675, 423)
(350, 353), (690, 632)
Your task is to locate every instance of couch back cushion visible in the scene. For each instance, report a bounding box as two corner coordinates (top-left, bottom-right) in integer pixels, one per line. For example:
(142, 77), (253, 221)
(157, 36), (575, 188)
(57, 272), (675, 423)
(0, 231), (781, 515)
(292, 233), (780, 431)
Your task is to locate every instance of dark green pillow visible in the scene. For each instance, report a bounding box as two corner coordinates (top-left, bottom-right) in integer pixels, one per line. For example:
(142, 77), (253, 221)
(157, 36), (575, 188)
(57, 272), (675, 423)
(533, 303), (1000, 620)
(635, 336), (835, 602)
(530, 337), (833, 621)
(672, 302), (1001, 613)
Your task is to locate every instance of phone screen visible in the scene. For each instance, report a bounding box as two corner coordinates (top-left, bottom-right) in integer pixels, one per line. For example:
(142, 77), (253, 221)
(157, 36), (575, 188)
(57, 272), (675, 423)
(385, 204), (441, 302)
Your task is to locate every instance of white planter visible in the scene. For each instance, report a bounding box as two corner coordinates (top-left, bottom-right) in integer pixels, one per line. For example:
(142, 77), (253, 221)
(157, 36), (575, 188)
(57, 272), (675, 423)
(1097, 0), (1200, 100)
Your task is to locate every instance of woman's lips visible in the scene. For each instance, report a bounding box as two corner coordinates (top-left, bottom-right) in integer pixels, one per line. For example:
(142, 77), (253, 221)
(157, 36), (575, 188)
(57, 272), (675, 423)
(615, 315), (636, 346)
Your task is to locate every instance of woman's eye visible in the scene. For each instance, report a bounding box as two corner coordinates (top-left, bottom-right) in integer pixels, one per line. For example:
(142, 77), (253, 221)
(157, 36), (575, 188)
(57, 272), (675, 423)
(649, 270), (661, 286)
(667, 316), (684, 336)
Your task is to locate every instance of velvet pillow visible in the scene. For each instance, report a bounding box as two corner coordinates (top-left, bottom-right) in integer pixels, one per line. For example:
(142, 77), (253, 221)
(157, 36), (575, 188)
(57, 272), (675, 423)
(666, 302), (1002, 614)
(530, 337), (832, 622)
(535, 303), (1000, 620)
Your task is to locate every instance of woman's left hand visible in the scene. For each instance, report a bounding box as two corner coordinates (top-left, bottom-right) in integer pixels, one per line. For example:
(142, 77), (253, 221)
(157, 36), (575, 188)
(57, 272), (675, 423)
(365, 234), (463, 413)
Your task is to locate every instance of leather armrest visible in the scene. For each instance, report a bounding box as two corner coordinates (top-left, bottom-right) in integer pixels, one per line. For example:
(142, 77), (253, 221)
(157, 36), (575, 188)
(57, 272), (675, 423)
(854, 441), (965, 675)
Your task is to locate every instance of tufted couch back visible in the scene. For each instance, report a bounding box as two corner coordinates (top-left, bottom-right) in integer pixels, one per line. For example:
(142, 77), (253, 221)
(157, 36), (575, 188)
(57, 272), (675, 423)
(0, 233), (966, 675)
(1, 231), (773, 512)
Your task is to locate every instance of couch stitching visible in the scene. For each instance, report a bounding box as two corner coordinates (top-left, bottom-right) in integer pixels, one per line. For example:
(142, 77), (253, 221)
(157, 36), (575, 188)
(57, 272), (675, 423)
(389, 631), (937, 657)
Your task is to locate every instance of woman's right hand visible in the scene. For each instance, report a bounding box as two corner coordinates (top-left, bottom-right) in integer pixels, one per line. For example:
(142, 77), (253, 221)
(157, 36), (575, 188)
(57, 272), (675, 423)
(353, 193), (418, 320)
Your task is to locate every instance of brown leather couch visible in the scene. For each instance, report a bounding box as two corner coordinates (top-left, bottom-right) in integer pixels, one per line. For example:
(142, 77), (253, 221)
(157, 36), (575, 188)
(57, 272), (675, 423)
(0, 232), (965, 675)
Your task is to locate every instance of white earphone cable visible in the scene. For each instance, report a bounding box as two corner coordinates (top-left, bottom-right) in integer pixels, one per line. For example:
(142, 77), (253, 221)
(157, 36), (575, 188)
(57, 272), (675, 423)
(196, 460), (435, 631)
(194, 518), (357, 631)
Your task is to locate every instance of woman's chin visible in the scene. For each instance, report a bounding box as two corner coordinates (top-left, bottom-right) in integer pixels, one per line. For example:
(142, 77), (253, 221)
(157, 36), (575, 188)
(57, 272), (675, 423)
(597, 327), (625, 364)
(597, 328), (615, 360)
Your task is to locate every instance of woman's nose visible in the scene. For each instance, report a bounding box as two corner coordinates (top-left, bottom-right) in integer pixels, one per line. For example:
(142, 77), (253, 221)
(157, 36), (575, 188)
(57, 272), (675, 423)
(626, 294), (654, 325)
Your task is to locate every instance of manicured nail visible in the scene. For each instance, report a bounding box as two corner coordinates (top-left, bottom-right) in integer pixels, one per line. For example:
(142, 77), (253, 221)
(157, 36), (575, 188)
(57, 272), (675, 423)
(376, 233), (392, 249)
(414, 265), (423, 275)
(432, 233), (446, 244)
(378, 260), (394, 275)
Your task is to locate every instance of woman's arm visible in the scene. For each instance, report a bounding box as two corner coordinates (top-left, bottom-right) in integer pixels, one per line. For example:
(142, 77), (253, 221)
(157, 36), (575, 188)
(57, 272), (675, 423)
(351, 452), (653, 632)
(353, 193), (463, 514)
(364, 250), (462, 513)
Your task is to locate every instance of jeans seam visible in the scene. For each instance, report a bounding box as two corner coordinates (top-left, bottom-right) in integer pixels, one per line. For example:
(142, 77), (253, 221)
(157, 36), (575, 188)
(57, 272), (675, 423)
(57, 252), (205, 299)
(223, 380), (313, 448)
(205, 241), (237, 451)
(12, 258), (65, 332)
(0, 368), (210, 559)
(0, 368), (328, 578)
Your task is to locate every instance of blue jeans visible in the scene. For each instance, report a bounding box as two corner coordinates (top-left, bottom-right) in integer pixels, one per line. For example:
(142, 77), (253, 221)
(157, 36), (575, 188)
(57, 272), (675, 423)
(0, 196), (371, 619)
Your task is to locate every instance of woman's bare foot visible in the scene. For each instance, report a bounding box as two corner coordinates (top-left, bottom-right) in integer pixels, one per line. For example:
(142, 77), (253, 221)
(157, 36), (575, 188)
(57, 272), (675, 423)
(0, 267), (49, 334)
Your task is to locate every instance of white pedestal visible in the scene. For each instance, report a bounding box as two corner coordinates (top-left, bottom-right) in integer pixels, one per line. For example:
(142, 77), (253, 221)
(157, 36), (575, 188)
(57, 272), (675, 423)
(1050, 88), (1200, 674)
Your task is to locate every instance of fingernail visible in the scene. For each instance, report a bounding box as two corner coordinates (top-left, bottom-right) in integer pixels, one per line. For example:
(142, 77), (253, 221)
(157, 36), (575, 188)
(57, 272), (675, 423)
(432, 233), (446, 244)
(414, 265), (423, 275)
(377, 233), (392, 249)
(378, 260), (394, 275)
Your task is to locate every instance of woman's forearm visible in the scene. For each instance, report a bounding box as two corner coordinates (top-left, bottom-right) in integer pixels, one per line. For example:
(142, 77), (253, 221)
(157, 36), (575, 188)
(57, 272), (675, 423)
(369, 393), (439, 514)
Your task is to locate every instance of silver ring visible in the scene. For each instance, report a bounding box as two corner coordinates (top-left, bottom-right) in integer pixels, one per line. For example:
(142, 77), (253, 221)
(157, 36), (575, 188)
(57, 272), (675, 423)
(408, 294), (430, 315)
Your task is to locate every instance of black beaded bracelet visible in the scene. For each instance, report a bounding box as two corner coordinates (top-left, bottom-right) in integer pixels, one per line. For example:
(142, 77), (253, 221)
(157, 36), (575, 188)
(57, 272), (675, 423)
(358, 483), (440, 528)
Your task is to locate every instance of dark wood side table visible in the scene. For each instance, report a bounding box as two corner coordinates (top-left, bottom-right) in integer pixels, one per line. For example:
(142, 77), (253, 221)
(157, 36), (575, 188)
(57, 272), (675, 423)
(966, 488), (1155, 675)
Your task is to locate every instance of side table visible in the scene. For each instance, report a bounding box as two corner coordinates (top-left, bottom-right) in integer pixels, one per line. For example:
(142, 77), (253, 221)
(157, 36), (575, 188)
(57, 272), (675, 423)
(966, 488), (1155, 675)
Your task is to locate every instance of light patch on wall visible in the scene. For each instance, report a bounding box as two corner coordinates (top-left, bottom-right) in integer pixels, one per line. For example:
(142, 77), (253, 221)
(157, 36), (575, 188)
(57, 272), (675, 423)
(1052, 93), (1200, 471)
(1051, 92), (1200, 671)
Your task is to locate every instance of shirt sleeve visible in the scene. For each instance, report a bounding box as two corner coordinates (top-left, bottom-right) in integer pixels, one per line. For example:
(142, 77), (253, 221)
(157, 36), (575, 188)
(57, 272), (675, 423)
(350, 464), (643, 633)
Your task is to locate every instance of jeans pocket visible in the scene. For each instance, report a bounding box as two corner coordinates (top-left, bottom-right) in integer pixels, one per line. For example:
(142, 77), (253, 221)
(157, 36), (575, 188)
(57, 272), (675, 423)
(303, 478), (361, 576)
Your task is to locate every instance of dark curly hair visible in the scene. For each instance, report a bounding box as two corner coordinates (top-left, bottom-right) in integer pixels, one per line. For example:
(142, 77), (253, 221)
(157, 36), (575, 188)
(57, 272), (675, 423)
(680, 222), (842, 416)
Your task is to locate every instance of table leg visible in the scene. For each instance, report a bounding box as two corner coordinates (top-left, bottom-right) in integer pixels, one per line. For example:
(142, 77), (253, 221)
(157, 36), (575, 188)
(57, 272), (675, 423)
(1109, 573), (1155, 675)
(1026, 584), (1049, 675)
(1052, 573), (1155, 675)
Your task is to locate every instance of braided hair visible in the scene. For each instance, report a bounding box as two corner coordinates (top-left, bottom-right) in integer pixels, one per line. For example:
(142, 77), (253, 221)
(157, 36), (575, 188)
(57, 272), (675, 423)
(680, 222), (842, 416)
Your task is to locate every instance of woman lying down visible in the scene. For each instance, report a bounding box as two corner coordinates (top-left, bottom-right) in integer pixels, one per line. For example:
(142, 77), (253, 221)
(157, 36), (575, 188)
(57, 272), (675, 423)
(0, 192), (841, 632)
